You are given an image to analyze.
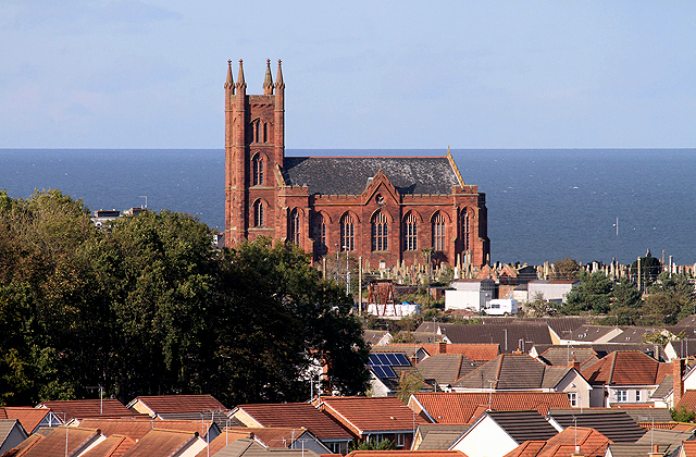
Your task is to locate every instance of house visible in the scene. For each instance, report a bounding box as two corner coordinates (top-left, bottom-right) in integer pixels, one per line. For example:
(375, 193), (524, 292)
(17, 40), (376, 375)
(8, 427), (105, 457)
(372, 344), (431, 364)
(126, 394), (229, 420)
(526, 280), (578, 304)
(0, 420), (28, 455)
(230, 402), (353, 454)
(605, 443), (675, 457)
(451, 353), (592, 408)
(346, 452), (465, 457)
(316, 396), (428, 449)
(449, 410), (560, 457)
(219, 427), (330, 454)
(435, 322), (553, 352)
(74, 417), (221, 442)
(581, 351), (671, 407)
(367, 352), (415, 397)
(547, 410), (646, 443)
(445, 279), (496, 312)
(560, 325), (623, 345)
(0, 407), (62, 434)
(608, 327), (666, 345)
(665, 339), (696, 361)
(36, 399), (135, 422)
(118, 429), (206, 457)
(416, 354), (479, 391)
(533, 346), (600, 371)
(411, 424), (470, 451)
(82, 434), (135, 457)
(408, 392), (571, 425)
(212, 438), (321, 457)
(503, 426), (612, 457)
(364, 330), (393, 347)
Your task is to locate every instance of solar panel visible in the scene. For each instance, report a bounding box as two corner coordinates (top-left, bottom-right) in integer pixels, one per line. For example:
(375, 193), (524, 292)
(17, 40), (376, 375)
(382, 366), (396, 378)
(393, 353), (410, 366)
(385, 354), (400, 365)
(368, 354), (381, 365)
(377, 354), (391, 365)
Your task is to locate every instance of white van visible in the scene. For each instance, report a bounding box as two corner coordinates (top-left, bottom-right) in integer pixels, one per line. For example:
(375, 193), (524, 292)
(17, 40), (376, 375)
(483, 299), (518, 316)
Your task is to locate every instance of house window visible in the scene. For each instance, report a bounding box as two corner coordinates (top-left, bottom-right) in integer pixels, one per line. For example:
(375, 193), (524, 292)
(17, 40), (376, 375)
(313, 213), (327, 255)
(253, 200), (264, 227)
(371, 211), (388, 251)
(432, 212), (446, 251)
(396, 433), (405, 448)
(403, 212), (417, 251)
(616, 390), (627, 402)
(340, 213), (354, 251)
(635, 390), (641, 402)
(252, 154), (264, 186)
(461, 208), (470, 251)
(289, 209), (300, 244)
(568, 392), (577, 407)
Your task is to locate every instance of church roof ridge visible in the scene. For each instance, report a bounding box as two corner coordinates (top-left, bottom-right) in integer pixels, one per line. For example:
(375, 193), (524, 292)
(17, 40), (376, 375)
(296, 155), (450, 160)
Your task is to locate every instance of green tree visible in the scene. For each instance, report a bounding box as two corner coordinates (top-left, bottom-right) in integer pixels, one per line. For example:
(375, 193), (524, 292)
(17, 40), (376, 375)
(525, 292), (549, 318)
(671, 405), (695, 423)
(561, 272), (612, 315)
(553, 258), (581, 280)
(351, 439), (396, 451)
(395, 370), (426, 403)
(606, 279), (642, 325)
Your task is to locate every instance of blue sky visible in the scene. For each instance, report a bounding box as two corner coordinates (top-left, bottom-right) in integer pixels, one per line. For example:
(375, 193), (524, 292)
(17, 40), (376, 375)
(2, 1), (696, 149)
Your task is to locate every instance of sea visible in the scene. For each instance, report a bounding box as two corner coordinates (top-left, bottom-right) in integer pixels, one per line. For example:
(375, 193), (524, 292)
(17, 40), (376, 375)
(0, 148), (695, 265)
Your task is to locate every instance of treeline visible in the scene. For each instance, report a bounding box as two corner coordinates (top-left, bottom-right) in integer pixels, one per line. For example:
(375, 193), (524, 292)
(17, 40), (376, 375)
(557, 270), (695, 326)
(0, 190), (368, 406)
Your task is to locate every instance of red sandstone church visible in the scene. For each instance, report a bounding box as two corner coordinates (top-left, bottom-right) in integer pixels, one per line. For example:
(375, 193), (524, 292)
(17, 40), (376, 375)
(224, 59), (489, 269)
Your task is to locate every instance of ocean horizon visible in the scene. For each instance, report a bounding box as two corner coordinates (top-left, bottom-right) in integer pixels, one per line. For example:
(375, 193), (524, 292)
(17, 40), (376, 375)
(1, 148), (695, 265)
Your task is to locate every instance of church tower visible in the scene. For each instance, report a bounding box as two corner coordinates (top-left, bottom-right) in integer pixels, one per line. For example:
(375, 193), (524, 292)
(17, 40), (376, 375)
(225, 59), (285, 247)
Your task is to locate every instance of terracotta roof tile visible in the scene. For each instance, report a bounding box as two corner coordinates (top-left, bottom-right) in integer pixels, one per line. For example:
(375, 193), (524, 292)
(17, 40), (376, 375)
(236, 403), (352, 441)
(347, 452), (466, 457)
(76, 418), (216, 441)
(0, 407), (49, 434)
(581, 351), (667, 386)
(684, 441), (696, 457)
(318, 397), (427, 436)
(677, 390), (696, 413)
(411, 393), (570, 424)
(80, 434), (135, 457)
(505, 427), (612, 457)
(128, 394), (227, 416)
(120, 429), (199, 457)
(15, 427), (101, 457)
(419, 344), (499, 361)
(38, 399), (134, 421)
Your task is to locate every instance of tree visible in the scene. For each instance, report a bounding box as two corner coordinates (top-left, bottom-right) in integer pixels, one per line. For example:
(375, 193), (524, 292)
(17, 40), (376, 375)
(561, 272), (612, 315)
(672, 405), (695, 423)
(395, 370), (426, 403)
(525, 292), (549, 318)
(553, 258), (581, 280)
(607, 280), (642, 325)
(351, 439), (396, 451)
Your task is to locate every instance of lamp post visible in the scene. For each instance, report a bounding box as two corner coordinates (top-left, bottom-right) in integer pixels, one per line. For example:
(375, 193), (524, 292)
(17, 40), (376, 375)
(345, 248), (350, 296)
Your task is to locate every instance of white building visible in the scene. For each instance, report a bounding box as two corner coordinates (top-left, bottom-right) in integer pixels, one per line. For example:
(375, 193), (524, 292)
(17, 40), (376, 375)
(527, 280), (577, 304)
(445, 279), (495, 312)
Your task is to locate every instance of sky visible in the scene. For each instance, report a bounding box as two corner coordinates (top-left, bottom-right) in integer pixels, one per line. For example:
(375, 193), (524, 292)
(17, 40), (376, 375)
(2, 1), (696, 149)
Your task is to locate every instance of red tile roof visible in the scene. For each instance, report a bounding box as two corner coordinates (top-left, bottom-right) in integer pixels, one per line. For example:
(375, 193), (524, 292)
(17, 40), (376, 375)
(0, 407), (50, 434)
(411, 392), (571, 424)
(81, 434), (135, 457)
(38, 399), (134, 421)
(127, 394), (227, 416)
(237, 402), (352, 441)
(581, 351), (668, 386)
(15, 427), (101, 457)
(419, 344), (500, 361)
(347, 452), (467, 457)
(318, 397), (428, 436)
(194, 431), (229, 457)
(505, 427), (612, 457)
(76, 418), (216, 441)
(119, 429), (198, 457)
(223, 427), (308, 448)
(684, 442), (696, 457)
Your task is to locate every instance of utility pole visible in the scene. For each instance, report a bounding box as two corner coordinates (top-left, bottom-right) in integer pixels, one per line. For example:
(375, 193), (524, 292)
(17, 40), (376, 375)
(358, 256), (363, 316)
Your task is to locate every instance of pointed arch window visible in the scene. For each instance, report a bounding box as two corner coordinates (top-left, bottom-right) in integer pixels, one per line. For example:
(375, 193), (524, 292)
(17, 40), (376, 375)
(340, 213), (354, 252)
(263, 122), (269, 143)
(432, 212), (446, 252)
(289, 209), (300, 244)
(403, 212), (418, 251)
(461, 208), (470, 251)
(252, 154), (264, 186)
(313, 213), (327, 255)
(371, 211), (388, 252)
(253, 200), (264, 227)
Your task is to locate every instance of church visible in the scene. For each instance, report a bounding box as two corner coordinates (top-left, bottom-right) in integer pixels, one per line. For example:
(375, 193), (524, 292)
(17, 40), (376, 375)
(224, 59), (489, 269)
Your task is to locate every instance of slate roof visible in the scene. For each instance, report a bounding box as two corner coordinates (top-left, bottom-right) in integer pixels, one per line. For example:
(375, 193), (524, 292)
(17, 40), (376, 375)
(412, 392), (571, 424)
(536, 347), (598, 369)
(438, 323), (552, 351)
(127, 394), (227, 416)
(581, 351), (669, 386)
(668, 338), (696, 358)
(235, 403), (352, 441)
(605, 444), (676, 457)
(0, 407), (50, 434)
(416, 429), (469, 451)
(635, 428), (695, 446)
(318, 396), (427, 435)
(504, 427), (612, 457)
(454, 354), (572, 390)
(417, 355), (478, 385)
(282, 157), (461, 196)
(363, 330), (390, 346)
(485, 411), (559, 443)
(37, 399), (134, 421)
(120, 429), (199, 457)
(609, 327), (663, 344)
(651, 375), (674, 399)
(550, 407), (672, 425)
(548, 411), (645, 443)
(532, 343), (663, 360)
(568, 325), (619, 342)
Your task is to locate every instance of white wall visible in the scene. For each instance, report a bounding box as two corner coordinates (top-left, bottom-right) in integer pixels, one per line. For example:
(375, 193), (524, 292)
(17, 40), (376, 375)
(446, 290), (491, 311)
(527, 283), (574, 303)
(451, 416), (518, 457)
(555, 371), (592, 409)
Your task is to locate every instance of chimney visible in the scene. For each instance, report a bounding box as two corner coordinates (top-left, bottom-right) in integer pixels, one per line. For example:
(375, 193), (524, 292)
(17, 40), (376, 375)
(438, 342), (447, 354)
(568, 355), (580, 371)
(648, 443), (661, 457)
(673, 358), (685, 407)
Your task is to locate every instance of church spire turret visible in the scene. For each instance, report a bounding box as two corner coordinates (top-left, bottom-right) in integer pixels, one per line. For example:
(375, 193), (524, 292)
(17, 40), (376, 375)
(263, 59), (274, 95)
(236, 59), (246, 91)
(224, 59), (235, 94)
(275, 59), (285, 90)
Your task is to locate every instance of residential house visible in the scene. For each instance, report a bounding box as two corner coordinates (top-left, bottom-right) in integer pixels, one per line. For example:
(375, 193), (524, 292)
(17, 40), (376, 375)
(444, 279), (496, 312)
(451, 353), (592, 408)
(408, 392), (571, 425)
(434, 322), (553, 353)
(503, 426), (612, 457)
(119, 429), (206, 457)
(419, 343), (499, 362)
(0, 420), (28, 455)
(36, 399), (135, 422)
(8, 427), (105, 457)
(683, 442), (696, 457)
(532, 346), (599, 371)
(608, 327), (666, 345)
(212, 438), (321, 457)
(219, 427), (330, 454)
(665, 339), (696, 361)
(367, 352), (415, 397)
(606, 443), (676, 457)
(547, 410), (646, 443)
(74, 417), (221, 442)
(581, 351), (671, 407)
(363, 330), (393, 347)
(411, 424), (470, 451)
(126, 394), (229, 420)
(0, 407), (61, 434)
(449, 410), (560, 457)
(317, 396), (428, 449)
(416, 354), (479, 391)
(371, 345), (430, 364)
(230, 402), (354, 454)
(81, 434), (135, 457)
